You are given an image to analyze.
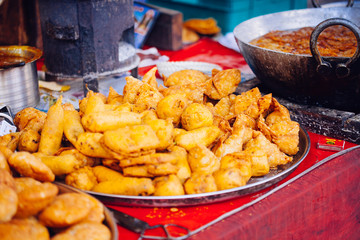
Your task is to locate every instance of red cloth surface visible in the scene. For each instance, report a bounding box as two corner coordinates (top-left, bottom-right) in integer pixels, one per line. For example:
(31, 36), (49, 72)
(107, 38), (359, 239)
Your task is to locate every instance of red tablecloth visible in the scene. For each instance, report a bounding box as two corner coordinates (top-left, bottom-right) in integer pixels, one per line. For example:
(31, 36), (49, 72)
(108, 38), (359, 239)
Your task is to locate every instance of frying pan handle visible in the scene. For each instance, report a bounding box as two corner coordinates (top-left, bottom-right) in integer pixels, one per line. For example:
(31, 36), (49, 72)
(310, 18), (360, 78)
(311, 0), (354, 8)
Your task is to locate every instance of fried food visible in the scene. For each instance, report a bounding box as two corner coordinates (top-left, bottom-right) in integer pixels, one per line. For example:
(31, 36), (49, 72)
(119, 152), (177, 168)
(62, 103), (85, 146)
(0, 132), (20, 152)
(175, 126), (220, 150)
(36, 153), (83, 176)
(13, 107), (47, 133)
(18, 128), (41, 153)
(0, 151), (10, 173)
(183, 18), (221, 35)
(182, 27), (200, 44)
(142, 66), (158, 89)
(145, 119), (174, 150)
(75, 132), (113, 159)
(101, 125), (160, 159)
(213, 168), (248, 190)
(51, 221), (111, 240)
(0, 185), (18, 222)
(156, 93), (188, 125)
(91, 177), (155, 196)
(82, 194), (105, 223)
(188, 144), (220, 174)
(14, 178), (58, 218)
(206, 69), (241, 100)
(184, 172), (217, 194)
(153, 174), (185, 196)
(219, 152), (252, 182)
(0, 217), (50, 240)
(8, 152), (55, 182)
(92, 165), (123, 182)
(133, 82), (164, 113)
(163, 69), (208, 87)
(181, 103), (213, 131)
(81, 111), (141, 133)
(38, 96), (64, 155)
(38, 192), (94, 228)
(0, 169), (16, 190)
(65, 166), (98, 191)
(107, 86), (123, 105)
(160, 81), (207, 104)
(168, 146), (191, 183)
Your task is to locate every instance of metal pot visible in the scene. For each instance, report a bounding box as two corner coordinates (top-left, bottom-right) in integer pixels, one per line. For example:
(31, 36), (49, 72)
(233, 7), (360, 112)
(0, 46), (42, 114)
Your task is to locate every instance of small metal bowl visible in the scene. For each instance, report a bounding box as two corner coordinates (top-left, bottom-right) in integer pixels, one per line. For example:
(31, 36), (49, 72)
(0, 46), (42, 114)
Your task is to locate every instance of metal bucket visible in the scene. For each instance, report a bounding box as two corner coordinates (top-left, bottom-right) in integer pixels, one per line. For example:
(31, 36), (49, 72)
(0, 46), (42, 114)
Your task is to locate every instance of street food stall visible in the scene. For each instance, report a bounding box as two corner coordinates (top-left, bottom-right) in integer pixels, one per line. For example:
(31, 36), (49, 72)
(0, 0), (359, 239)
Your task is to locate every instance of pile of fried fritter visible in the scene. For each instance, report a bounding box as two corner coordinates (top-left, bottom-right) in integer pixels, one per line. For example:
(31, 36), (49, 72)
(0, 169), (111, 240)
(0, 67), (299, 197)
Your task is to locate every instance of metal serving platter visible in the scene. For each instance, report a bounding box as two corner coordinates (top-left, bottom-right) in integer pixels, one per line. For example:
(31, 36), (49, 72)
(85, 127), (310, 208)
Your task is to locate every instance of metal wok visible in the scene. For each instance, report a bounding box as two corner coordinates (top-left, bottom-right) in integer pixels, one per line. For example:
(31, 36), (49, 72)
(233, 7), (360, 112)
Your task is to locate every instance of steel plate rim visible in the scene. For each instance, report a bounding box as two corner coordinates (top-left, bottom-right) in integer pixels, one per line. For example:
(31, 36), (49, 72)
(84, 126), (310, 207)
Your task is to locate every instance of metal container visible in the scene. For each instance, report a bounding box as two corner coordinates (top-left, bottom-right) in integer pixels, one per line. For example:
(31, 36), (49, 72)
(0, 46), (42, 114)
(233, 7), (360, 112)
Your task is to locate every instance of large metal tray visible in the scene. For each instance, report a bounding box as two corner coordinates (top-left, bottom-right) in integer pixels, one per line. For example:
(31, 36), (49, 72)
(85, 127), (310, 208)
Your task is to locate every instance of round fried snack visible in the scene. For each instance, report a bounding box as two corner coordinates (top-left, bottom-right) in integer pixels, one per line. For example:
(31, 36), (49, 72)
(14, 178), (59, 218)
(0, 168), (16, 190)
(51, 221), (111, 240)
(164, 69), (208, 87)
(0, 185), (18, 223)
(65, 166), (98, 191)
(38, 192), (94, 228)
(181, 103), (213, 131)
(0, 217), (50, 240)
(82, 194), (105, 223)
(8, 151), (55, 182)
(18, 128), (41, 153)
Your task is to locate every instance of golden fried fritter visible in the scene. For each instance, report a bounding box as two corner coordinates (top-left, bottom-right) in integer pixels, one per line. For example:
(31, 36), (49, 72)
(8, 152), (55, 182)
(181, 103), (213, 131)
(65, 166), (98, 191)
(51, 221), (111, 240)
(153, 174), (185, 196)
(188, 144), (220, 174)
(184, 172), (217, 194)
(163, 69), (208, 87)
(0, 185), (18, 222)
(206, 69), (241, 100)
(0, 217), (50, 240)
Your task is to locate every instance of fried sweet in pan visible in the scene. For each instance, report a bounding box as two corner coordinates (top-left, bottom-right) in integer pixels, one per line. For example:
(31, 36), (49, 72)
(65, 166), (98, 191)
(14, 178), (58, 218)
(188, 144), (220, 174)
(91, 177), (155, 196)
(156, 93), (188, 126)
(0, 185), (18, 222)
(62, 103), (85, 146)
(18, 128), (41, 153)
(0, 132), (20, 152)
(51, 221), (110, 240)
(0, 217), (50, 240)
(181, 103), (213, 131)
(75, 132), (113, 159)
(81, 111), (141, 133)
(102, 125), (160, 157)
(38, 96), (64, 155)
(175, 126), (220, 150)
(153, 174), (185, 196)
(184, 172), (217, 194)
(39, 192), (94, 228)
(92, 165), (123, 182)
(8, 152), (55, 182)
(163, 69), (208, 87)
(206, 69), (241, 100)
(14, 107), (47, 133)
